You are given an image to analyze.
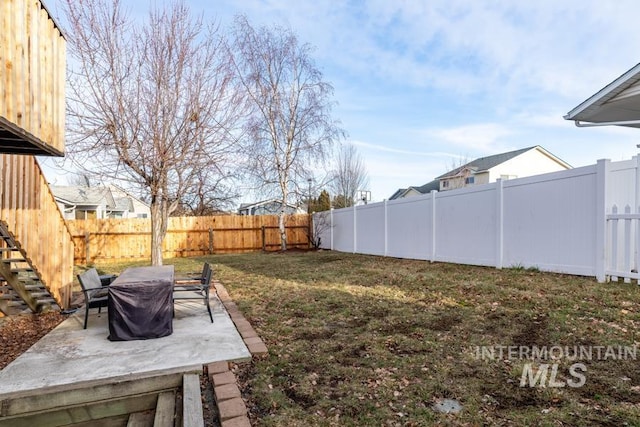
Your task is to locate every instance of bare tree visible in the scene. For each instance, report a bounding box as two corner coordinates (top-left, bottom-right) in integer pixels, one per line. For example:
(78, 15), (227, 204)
(62, 0), (242, 265)
(229, 16), (343, 250)
(70, 173), (93, 187)
(441, 155), (471, 191)
(176, 168), (238, 216)
(330, 143), (369, 208)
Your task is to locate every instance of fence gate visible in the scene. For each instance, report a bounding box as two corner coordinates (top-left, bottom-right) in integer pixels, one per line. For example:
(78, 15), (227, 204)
(606, 205), (640, 283)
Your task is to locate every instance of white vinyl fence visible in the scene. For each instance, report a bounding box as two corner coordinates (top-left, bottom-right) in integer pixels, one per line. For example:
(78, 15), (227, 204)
(314, 157), (640, 283)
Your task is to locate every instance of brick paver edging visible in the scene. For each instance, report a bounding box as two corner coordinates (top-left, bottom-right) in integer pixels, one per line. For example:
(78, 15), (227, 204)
(214, 281), (268, 356)
(207, 280), (268, 426)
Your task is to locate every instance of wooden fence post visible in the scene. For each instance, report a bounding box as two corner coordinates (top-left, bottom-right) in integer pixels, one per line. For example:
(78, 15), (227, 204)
(208, 228), (214, 254)
(84, 231), (90, 265)
(261, 226), (266, 252)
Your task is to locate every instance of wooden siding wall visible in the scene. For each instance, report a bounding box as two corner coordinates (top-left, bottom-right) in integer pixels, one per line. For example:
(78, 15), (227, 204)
(0, 0), (66, 153)
(67, 215), (311, 264)
(0, 155), (74, 307)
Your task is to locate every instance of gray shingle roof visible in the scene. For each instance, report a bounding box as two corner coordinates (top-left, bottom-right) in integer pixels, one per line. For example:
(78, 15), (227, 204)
(387, 146), (566, 200)
(113, 197), (134, 212)
(436, 146), (535, 179)
(50, 185), (112, 207)
(415, 180), (440, 194)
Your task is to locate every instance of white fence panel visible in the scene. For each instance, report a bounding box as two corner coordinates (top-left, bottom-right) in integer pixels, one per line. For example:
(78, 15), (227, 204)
(355, 203), (385, 256)
(502, 166), (598, 275)
(313, 210), (332, 249)
(315, 156), (640, 283)
(331, 208), (354, 252)
(607, 157), (639, 210)
(434, 185), (498, 266)
(386, 195), (433, 260)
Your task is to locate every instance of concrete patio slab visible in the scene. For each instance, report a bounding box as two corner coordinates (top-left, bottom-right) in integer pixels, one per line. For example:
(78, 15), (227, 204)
(0, 295), (251, 397)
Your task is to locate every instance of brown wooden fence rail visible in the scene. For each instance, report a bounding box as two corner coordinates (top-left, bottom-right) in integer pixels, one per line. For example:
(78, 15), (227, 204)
(67, 215), (311, 264)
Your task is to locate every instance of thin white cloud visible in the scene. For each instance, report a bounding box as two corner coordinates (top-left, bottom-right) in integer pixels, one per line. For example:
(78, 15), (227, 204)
(224, 0), (640, 102)
(425, 123), (514, 152)
(350, 140), (464, 159)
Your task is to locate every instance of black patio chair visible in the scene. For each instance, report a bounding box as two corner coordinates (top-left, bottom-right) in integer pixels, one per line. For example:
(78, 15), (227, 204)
(173, 262), (214, 323)
(99, 273), (117, 287)
(77, 268), (110, 329)
(174, 262), (210, 285)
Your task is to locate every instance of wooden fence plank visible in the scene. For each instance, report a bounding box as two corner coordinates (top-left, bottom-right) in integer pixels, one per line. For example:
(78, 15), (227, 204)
(67, 215), (311, 264)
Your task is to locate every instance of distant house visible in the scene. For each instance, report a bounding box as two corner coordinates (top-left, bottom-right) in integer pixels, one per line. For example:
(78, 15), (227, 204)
(238, 199), (305, 216)
(389, 180), (440, 200)
(389, 145), (571, 200)
(51, 185), (151, 219)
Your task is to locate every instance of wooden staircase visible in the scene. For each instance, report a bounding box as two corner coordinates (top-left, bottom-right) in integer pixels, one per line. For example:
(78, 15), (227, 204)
(0, 372), (207, 427)
(0, 221), (58, 315)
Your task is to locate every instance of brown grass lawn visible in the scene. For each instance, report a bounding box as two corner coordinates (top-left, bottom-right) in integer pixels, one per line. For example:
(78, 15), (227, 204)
(96, 251), (640, 426)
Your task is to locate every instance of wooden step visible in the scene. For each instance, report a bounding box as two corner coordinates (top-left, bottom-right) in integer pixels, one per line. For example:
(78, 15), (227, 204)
(10, 268), (33, 273)
(30, 292), (50, 298)
(182, 375), (204, 427)
(2, 258), (27, 263)
(153, 391), (176, 427)
(0, 247), (19, 252)
(6, 300), (27, 307)
(0, 370), (193, 425)
(126, 410), (154, 427)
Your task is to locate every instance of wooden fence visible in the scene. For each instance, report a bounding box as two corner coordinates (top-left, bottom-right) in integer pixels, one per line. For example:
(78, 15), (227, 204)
(67, 215), (311, 264)
(0, 155), (75, 307)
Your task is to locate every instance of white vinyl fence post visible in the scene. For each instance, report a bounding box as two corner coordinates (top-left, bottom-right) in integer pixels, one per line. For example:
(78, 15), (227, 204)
(635, 156), (640, 276)
(637, 206), (640, 283)
(330, 208), (334, 250)
(634, 155), (640, 211)
(384, 199), (388, 256)
(595, 158), (610, 283)
(431, 190), (437, 262)
(353, 204), (357, 254)
(496, 179), (504, 269)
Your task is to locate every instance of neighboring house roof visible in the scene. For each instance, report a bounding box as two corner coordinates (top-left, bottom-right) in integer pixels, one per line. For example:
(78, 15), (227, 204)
(50, 185), (112, 207)
(388, 145), (570, 199)
(108, 185), (149, 209)
(564, 62), (640, 128)
(415, 179), (440, 194)
(388, 188), (407, 200)
(239, 199), (300, 211)
(437, 147), (534, 179)
(113, 197), (134, 212)
(389, 180), (440, 200)
(50, 185), (149, 213)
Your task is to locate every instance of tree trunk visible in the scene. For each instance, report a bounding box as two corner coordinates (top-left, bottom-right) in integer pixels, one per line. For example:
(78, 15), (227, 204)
(150, 200), (164, 266)
(279, 209), (287, 251)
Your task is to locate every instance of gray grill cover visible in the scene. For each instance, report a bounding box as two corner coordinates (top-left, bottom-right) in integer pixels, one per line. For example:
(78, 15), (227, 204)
(108, 266), (174, 341)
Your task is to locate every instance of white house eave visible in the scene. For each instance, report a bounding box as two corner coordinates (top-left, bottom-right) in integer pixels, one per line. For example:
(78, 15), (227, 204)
(564, 62), (640, 123)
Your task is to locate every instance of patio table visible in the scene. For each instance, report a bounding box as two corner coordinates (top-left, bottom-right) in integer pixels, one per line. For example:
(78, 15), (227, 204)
(107, 265), (174, 341)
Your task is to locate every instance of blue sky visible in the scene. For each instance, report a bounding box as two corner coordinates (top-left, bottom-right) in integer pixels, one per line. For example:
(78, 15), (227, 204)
(43, 0), (640, 202)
